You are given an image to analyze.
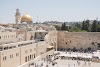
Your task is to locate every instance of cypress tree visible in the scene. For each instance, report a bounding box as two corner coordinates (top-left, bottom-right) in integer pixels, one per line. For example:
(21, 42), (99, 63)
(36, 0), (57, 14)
(91, 20), (97, 32)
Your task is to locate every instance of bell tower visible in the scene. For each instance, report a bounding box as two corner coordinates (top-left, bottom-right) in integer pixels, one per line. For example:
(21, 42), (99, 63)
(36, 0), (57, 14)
(15, 9), (21, 24)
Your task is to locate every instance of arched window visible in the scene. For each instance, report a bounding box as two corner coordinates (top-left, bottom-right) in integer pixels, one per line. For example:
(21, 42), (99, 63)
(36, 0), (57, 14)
(0, 36), (1, 39)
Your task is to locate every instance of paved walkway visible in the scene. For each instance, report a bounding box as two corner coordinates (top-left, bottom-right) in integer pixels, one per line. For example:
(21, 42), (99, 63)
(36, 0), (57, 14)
(55, 59), (100, 67)
(30, 59), (100, 67)
(29, 51), (100, 67)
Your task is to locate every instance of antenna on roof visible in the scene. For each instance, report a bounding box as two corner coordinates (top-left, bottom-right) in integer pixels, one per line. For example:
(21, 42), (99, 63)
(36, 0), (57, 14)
(37, 16), (38, 23)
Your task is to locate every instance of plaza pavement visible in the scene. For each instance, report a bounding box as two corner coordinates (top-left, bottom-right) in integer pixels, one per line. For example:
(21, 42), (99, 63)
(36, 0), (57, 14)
(30, 51), (100, 67)
(30, 58), (100, 67)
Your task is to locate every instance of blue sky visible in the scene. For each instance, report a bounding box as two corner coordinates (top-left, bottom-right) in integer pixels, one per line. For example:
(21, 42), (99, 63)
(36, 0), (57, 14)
(0, 0), (100, 23)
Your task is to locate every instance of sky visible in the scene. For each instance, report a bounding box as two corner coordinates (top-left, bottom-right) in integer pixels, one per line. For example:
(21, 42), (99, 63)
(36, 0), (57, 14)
(0, 0), (100, 23)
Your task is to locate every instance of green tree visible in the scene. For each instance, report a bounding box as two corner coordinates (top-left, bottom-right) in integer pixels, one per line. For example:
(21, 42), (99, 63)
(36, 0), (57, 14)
(97, 23), (100, 32)
(69, 26), (81, 32)
(61, 23), (64, 30)
(91, 20), (97, 32)
(61, 23), (67, 30)
(54, 25), (61, 30)
(82, 20), (90, 32)
(85, 20), (90, 31)
(63, 23), (66, 30)
(75, 22), (82, 29)
(82, 21), (85, 30)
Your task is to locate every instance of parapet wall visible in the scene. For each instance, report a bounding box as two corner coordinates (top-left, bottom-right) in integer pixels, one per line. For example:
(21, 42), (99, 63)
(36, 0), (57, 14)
(57, 31), (100, 50)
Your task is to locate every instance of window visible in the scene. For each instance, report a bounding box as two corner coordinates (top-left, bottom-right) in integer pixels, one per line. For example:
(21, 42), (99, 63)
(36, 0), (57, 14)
(25, 57), (27, 62)
(30, 49), (32, 52)
(16, 53), (19, 57)
(30, 55), (31, 59)
(0, 36), (1, 39)
(39, 32), (41, 34)
(28, 56), (29, 61)
(70, 40), (71, 43)
(3, 57), (5, 60)
(8, 35), (9, 38)
(10, 54), (13, 58)
(10, 55), (11, 58)
(5, 56), (6, 60)
(6, 36), (7, 38)
(34, 54), (35, 58)
(25, 50), (28, 53)
(3, 56), (6, 61)
(45, 33), (47, 35)
(12, 54), (13, 58)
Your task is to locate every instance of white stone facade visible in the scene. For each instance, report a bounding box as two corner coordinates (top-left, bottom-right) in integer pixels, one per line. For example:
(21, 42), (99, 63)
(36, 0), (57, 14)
(0, 40), (53, 67)
(0, 32), (17, 45)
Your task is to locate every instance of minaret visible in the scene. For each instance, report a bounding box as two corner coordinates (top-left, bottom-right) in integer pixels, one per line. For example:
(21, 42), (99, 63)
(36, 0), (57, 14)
(15, 9), (21, 24)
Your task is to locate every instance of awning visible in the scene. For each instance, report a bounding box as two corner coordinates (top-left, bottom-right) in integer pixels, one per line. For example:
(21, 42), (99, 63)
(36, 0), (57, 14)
(47, 46), (54, 48)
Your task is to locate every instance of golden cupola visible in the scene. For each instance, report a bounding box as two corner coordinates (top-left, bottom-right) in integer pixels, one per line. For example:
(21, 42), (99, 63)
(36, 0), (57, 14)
(21, 14), (33, 23)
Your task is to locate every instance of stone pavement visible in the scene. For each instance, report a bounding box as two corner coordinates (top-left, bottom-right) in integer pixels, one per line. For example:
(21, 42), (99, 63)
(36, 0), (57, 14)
(30, 58), (100, 67)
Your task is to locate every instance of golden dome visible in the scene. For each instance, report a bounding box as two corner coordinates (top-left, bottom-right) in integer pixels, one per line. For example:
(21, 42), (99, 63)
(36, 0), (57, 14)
(21, 14), (33, 23)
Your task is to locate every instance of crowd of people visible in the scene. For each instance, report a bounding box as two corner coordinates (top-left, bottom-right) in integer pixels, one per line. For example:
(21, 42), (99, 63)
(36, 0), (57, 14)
(29, 51), (100, 67)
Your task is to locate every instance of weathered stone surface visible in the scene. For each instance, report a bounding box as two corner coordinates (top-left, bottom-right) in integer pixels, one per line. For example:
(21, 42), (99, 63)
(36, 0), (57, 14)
(57, 31), (100, 50)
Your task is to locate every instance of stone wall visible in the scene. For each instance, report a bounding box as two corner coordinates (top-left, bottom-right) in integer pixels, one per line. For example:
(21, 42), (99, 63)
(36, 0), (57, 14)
(45, 31), (57, 50)
(57, 31), (100, 51)
(36, 41), (47, 56)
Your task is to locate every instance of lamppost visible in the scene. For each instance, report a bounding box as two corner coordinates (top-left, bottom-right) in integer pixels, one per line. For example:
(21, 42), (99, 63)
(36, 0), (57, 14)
(55, 31), (57, 51)
(56, 41), (57, 51)
(36, 43), (38, 57)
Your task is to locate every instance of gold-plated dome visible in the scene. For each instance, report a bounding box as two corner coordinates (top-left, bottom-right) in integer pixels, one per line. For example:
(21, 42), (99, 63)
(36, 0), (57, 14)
(21, 14), (33, 23)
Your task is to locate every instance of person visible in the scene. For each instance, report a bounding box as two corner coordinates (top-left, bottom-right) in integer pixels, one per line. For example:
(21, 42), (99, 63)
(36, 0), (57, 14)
(68, 64), (70, 67)
(88, 61), (91, 66)
(41, 63), (43, 66)
(44, 58), (45, 62)
(46, 64), (48, 67)
(37, 64), (39, 67)
(85, 61), (86, 66)
(77, 61), (80, 66)
(74, 64), (75, 67)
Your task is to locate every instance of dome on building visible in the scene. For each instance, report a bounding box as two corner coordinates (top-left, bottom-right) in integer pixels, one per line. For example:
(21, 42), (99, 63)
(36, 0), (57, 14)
(21, 14), (33, 23)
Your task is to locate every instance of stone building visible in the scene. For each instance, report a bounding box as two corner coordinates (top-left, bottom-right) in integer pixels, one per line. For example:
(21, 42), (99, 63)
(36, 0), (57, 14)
(0, 26), (56, 67)
(0, 32), (17, 45)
